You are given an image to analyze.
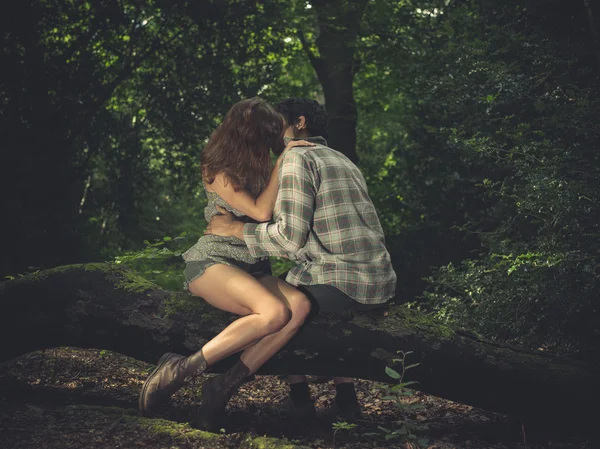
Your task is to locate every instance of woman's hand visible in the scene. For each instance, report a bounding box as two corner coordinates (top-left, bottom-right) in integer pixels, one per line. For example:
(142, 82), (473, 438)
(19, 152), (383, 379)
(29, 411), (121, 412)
(278, 139), (315, 162)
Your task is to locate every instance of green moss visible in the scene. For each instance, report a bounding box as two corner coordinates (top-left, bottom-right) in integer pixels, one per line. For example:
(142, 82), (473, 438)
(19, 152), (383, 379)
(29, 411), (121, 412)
(33, 405), (306, 448)
(6, 262), (131, 284)
(41, 262), (110, 277)
(31, 263), (86, 281)
(242, 435), (301, 449)
(2, 263), (96, 286)
(66, 404), (137, 415)
(11, 262), (159, 294)
(389, 306), (456, 341)
(83, 262), (160, 294)
(83, 262), (116, 272)
(112, 268), (158, 293)
(161, 291), (222, 322)
(124, 415), (219, 441)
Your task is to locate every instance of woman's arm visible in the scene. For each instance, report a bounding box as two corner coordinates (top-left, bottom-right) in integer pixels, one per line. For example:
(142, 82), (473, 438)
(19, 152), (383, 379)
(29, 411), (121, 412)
(206, 140), (314, 222)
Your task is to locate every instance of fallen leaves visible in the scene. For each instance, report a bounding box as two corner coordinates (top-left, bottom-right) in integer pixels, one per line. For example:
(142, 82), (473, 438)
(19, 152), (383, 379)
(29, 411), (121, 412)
(0, 347), (593, 449)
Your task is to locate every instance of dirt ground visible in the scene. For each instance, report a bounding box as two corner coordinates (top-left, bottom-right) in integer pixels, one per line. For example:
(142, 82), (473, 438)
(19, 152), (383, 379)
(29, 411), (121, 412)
(0, 348), (595, 449)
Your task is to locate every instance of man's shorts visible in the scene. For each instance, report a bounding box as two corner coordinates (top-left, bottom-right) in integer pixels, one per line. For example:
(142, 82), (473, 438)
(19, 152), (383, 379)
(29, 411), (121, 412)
(277, 270), (389, 318)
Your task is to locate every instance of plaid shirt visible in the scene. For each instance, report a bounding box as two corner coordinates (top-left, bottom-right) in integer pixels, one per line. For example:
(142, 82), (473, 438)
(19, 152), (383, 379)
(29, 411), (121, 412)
(243, 137), (396, 304)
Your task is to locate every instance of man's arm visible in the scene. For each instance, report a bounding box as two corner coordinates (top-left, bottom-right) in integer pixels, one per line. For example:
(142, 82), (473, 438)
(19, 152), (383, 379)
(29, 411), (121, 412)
(243, 150), (316, 258)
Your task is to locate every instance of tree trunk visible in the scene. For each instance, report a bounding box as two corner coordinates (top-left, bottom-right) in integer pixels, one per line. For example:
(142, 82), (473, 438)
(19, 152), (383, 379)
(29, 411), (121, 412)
(1, 263), (598, 424)
(301, 0), (367, 163)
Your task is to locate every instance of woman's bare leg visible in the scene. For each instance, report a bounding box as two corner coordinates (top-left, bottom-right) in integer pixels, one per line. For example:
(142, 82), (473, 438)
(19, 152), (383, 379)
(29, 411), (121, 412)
(188, 265), (291, 366)
(194, 275), (311, 430)
(140, 264), (294, 417)
(239, 275), (312, 374)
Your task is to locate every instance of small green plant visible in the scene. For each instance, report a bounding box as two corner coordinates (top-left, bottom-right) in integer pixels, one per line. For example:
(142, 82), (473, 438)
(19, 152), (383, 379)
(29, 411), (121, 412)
(365, 351), (429, 447)
(113, 232), (190, 264)
(111, 232), (197, 290)
(332, 421), (357, 446)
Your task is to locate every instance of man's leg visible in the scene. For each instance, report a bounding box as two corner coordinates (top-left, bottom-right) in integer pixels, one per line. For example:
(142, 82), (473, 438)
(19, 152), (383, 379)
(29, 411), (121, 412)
(274, 271), (317, 416)
(329, 303), (389, 419)
(331, 377), (361, 420)
(280, 281), (358, 418)
(286, 282), (389, 419)
(282, 374), (315, 419)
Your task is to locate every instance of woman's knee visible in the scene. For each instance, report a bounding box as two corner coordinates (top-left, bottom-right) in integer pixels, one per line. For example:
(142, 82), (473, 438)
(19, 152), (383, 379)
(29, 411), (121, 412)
(290, 292), (312, 325)
(263, 303), (292, 334)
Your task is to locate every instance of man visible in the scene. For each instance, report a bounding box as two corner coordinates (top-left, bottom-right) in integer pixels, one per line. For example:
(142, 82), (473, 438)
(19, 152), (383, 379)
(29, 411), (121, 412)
(207, 97), (397, 420)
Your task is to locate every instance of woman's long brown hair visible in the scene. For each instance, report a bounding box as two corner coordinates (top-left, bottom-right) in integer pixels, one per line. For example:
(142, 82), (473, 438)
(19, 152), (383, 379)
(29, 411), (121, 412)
(201, 97), (285, 198)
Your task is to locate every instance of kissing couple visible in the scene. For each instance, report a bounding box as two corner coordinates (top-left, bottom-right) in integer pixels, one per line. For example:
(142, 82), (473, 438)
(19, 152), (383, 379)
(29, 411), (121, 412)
(139, 97), (397, 429)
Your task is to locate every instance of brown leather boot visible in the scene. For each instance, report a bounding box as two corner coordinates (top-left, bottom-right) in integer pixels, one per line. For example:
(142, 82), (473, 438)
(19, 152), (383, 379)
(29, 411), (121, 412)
(195, 359), (250, 430)
(139, 350), (208, 416)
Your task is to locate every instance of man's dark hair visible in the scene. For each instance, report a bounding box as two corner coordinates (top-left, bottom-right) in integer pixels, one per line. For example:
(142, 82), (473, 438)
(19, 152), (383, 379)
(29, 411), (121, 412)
(276, 98), (328, 138)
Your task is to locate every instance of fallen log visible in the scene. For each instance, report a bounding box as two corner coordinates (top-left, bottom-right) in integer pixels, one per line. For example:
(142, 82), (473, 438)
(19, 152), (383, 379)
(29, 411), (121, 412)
(1, 263), (597, 423)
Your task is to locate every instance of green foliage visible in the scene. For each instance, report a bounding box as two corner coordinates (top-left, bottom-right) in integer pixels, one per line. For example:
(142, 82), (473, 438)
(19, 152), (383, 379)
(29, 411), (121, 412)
(397, 1), (600, 356)
(0, 0), (300, 276)
(113, 233), (188, 265)
(269, 257), (296, 278)
(110, 232), (198, 290)
(348, 0), (600, 357)
(364, 351), (428, 447)
(331, 421), (357, 446)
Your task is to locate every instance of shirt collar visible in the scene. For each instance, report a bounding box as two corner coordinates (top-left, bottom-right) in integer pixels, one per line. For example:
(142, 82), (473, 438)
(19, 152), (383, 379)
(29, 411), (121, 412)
(289, 136), (328, 146)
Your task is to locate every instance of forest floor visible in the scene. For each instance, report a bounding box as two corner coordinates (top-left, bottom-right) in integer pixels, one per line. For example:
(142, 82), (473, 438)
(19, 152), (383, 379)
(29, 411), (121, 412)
(0, 348), (595, 449)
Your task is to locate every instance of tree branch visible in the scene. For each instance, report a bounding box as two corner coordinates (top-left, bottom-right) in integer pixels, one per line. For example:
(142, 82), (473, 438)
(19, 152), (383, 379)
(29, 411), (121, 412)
(297, 30), (325, 77)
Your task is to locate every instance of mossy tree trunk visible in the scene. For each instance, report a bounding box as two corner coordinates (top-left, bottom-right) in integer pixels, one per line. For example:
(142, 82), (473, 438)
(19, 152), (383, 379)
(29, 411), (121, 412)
(1, 263), (598, 424)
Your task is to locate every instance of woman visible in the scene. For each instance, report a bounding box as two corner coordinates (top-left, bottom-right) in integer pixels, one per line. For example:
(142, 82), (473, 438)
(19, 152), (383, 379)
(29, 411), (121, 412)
(138, 97), (314, 428)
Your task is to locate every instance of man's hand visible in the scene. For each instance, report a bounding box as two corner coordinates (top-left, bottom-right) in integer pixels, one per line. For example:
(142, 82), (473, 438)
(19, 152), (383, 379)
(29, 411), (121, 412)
(204, 205), (245, 240)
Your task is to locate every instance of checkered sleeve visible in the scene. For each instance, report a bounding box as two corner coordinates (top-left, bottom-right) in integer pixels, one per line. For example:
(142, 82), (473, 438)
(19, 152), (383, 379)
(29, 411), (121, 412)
(243, 150), (315, 259)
